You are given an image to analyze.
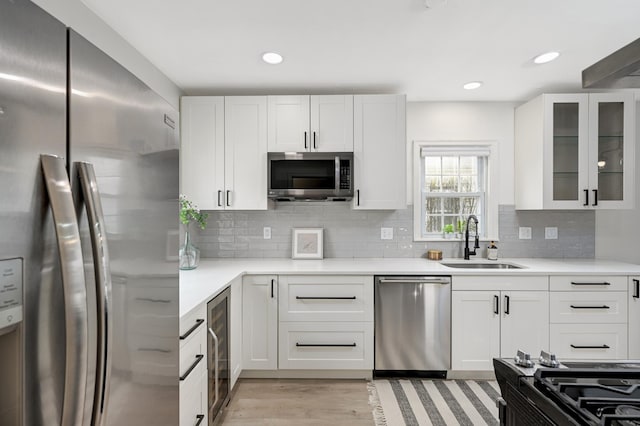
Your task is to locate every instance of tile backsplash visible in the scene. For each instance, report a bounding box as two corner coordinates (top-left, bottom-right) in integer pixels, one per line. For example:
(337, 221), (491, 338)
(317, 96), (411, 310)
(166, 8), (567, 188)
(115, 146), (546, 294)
(192, 203), (595, 259)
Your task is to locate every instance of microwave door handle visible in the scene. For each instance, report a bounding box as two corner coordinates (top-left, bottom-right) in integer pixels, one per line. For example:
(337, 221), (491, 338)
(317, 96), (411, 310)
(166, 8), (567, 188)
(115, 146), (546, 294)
(335, 156), (340, 192)
(77, 161), (113, 426)
(41, 154), (88, 426)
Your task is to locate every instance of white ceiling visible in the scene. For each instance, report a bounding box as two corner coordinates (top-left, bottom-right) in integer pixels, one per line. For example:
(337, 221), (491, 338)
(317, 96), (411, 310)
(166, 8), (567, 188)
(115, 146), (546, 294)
(81, 0), (640, 102)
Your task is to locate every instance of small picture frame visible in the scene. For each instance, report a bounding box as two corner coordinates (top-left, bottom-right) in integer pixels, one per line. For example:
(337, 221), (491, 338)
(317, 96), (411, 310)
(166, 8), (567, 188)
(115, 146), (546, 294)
(292, 228), (324, 259)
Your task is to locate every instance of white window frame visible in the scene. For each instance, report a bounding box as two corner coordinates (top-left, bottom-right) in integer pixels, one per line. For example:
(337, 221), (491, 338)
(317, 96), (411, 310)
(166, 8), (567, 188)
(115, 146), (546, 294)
(413, 140), (499, 242)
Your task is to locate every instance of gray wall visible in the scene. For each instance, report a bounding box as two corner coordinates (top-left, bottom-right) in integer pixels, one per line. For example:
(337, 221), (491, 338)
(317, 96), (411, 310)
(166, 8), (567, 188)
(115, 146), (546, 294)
(192, 204), (595, 259)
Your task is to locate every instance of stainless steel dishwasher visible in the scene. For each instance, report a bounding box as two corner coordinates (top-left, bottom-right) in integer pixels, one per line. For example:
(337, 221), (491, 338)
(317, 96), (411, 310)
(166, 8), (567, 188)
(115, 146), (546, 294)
(374, 275), (451, 378)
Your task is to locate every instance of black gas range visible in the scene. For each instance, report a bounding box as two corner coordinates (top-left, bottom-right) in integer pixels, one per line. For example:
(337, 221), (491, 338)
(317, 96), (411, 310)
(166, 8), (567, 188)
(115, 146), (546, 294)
(494, 358), (640, 425)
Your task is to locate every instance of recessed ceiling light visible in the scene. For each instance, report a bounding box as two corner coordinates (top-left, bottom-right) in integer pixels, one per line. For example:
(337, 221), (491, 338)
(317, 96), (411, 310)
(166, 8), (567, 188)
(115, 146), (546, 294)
(533, 51), (560, 64)
(463, 81), (483, 90)
(262, 52), (283, 65)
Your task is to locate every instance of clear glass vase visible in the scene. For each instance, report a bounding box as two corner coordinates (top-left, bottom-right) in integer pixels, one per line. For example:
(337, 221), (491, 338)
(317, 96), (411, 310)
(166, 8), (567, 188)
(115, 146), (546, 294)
(179, 226), (200, 270)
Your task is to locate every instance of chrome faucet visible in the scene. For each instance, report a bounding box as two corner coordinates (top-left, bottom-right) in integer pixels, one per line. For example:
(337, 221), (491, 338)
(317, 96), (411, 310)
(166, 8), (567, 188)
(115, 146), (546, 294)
(464, 214), (480, 260)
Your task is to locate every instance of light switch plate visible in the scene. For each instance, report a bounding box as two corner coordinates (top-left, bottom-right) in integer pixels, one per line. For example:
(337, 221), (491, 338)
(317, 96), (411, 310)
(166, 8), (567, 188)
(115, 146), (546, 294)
(519, 227), (532, 240)
(545, 227), (558, 239)
(263, 227), (271, 239)
(381, 227), (393, 240)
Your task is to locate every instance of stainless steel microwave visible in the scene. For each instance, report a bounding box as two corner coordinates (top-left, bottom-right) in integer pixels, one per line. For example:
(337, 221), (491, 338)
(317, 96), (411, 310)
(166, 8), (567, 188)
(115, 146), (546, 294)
(267, 152), (354, 201)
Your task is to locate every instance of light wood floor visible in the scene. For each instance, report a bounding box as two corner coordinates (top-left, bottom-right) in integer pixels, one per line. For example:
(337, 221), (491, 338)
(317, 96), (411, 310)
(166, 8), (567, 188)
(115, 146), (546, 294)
(220, 379), (374, 425)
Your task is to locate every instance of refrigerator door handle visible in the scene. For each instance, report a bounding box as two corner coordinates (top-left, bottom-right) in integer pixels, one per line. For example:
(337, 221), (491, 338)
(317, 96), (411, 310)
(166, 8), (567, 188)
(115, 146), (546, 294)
(208, 327), (220, 409)
(77, 161), (113, 426)
(40, 154), (88, 426)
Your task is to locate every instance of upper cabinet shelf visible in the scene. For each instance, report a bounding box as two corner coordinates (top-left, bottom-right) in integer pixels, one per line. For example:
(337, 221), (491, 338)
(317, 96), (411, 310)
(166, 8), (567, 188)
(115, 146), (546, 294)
(267, 95), (354, 152)
(515, 92), (635, 210)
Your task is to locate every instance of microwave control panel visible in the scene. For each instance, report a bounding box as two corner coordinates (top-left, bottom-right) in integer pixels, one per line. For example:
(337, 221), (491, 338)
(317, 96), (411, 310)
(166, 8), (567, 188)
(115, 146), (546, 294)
(0, 258), (22, 328)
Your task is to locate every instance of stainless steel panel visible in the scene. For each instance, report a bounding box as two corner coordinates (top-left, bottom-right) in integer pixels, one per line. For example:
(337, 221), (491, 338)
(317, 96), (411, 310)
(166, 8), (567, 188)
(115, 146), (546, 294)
(68, 31), (179, 425)
(375, 276), (451, 371)
(41, 154), (89, 426)
(0, 1), (67, 425)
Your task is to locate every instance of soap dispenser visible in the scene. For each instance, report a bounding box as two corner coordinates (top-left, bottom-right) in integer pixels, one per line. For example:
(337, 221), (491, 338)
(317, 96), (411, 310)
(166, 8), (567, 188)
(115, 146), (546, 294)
(487, 241), (498, 260)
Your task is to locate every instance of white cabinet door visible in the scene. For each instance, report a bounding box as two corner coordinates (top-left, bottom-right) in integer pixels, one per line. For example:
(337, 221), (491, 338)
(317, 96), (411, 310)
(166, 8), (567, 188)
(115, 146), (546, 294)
(587, 92), (635, 209)
(180, 96), (224, 210)
(630, 277), (640, 358)
(242, 275), (278, 370)
(516, 92), (635, 210)
(224, 96), (268, 210)
(452, 291), (500, 370)
(500, 291), (549, 358)
(229, 276), (242, 390)
(310, 95), (353, 152)
(353, 94), (406, 210)
(267, 95), (310, 152)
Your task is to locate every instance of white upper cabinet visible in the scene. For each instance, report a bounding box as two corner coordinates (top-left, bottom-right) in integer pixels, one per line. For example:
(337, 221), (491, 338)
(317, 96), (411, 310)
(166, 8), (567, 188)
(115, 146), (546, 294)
(353, 94), (406, 210)
(180, 96), (224, 210)
(268, 95), (353, 152)
(515, 92), (635, 210)
(224, 96), (269, 210)
(181, 96), (268, 211)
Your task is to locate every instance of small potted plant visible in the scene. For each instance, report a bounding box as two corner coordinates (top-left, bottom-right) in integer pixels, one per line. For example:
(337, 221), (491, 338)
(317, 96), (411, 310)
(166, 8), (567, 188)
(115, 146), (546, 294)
(179, 195), (208, 270)
(456, 219), (466, 239)
(443, 224), (454, 239)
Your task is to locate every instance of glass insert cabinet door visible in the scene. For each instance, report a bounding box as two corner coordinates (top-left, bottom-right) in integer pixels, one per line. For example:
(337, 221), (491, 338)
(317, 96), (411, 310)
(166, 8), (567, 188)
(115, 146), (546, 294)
(545, 93), (634, 209)
(588, 93), (635, 208)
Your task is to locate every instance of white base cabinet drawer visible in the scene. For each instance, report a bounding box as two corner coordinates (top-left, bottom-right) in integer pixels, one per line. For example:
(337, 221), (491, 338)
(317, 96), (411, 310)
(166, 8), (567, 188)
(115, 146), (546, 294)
(279, 275), (373, 322)
(550, 276), (627, 291)
(550, 292), (628, 323)
(550, 323), (628, 360)
(179, 363), (207, 426)
(278, 322), (373, 370)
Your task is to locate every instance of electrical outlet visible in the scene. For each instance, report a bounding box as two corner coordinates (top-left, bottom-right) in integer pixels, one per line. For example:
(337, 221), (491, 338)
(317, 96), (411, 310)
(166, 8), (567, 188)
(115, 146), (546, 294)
(381, 227), (393, 240)
(263, 226), (271, 239)
(518, 226), (532, 240)
(545, 227), (558, 239)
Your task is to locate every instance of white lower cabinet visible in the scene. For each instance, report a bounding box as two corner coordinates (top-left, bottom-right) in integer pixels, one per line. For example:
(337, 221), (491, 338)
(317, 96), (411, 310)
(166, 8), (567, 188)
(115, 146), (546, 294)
(630, 277), (640, 358)
(550, 323), (628, 359)
(451, 275), (549, 371)
(242, 275), (278, 370)
(229, 276), (243, 389)
(179, 303), (207, 426)
(549, 275), (629, 360)
(278, 322), (373, 369)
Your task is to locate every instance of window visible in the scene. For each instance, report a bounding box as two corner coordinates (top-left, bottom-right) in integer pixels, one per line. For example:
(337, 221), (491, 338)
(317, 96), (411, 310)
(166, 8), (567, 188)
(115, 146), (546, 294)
(413, 142), (498, 241)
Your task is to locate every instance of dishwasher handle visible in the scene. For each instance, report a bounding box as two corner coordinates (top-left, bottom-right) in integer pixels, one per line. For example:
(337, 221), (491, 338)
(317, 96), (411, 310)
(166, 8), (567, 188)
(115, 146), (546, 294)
(378, 277), (450, 285)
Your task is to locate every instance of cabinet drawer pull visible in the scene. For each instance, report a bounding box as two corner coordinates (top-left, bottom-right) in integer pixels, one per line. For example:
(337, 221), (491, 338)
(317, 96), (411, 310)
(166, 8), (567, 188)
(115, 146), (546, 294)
(356, 189), (360, 206)
(195, 414), (205, 426)
(592, 189), (598, 206)
(313, 131), (317, 149)
(304, 131), (308, 149)
(295, 296), (356, 300)
(179, 318), (205, 340)
(570, 344), (610, 349)
(569, 305), (610, 309)
(296, 343), (357, 347)
(179, 354), (204, 381)
(226, 190), (231, 207)
(570, 281), (610, 286)
(135, 297), (171, 303)
(493, 295), (499, 315)
(271, 279), (275, 298)
(504, 295), (510, 315)
(634, 279), (639, 299)
(217, 190), (222, 207)
(138, 348), (171, 353)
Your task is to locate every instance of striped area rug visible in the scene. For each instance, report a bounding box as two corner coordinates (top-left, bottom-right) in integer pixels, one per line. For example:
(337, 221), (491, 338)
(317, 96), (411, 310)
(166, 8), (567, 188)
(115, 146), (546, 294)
(369, 379), (501, 426)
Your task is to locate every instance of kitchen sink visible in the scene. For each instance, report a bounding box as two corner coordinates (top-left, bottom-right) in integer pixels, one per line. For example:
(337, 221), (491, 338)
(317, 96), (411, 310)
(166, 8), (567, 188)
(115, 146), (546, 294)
(441, 262), (524, 269)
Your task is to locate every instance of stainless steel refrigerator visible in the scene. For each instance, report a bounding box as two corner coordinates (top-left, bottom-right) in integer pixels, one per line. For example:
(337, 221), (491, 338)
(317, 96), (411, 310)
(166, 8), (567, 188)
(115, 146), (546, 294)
(0, 1), (180, 425)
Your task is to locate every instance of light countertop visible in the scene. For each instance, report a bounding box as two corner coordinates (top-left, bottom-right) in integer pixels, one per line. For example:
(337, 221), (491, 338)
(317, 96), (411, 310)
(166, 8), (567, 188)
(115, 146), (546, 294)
(179, 257), (640, 319)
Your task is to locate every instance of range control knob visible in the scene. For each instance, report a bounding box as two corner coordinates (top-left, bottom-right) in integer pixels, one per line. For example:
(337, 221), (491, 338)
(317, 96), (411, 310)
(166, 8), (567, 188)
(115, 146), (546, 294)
(539, 350), (560, 368)
(514, 350), (534, 368)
